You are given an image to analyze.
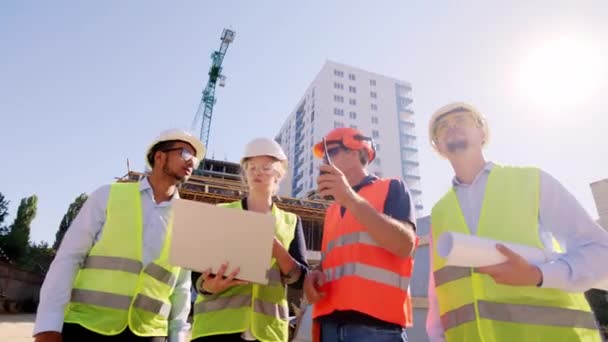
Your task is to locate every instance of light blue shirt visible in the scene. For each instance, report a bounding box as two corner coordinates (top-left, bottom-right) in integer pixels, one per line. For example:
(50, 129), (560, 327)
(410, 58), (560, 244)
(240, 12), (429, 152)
(426, 162), (608, 341)
(34, 178), (191, 341)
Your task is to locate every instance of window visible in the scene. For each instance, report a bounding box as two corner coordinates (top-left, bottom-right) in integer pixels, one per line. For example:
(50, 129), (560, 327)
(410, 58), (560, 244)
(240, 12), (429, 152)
(334, 108), (344, 116)
(370, 79), (376, 86)
(350, 124), (358, 129)
(349, 98), (357, 105)
(375, 171), (383, 178)
(371, 103), (378, 111)
(311, 111), (315, 122)
(372, 130), (380, 138)
(374, 157), (381, 166)
(370, 91), (377, 98)
(334, 82), (344, 90)
(371, 116), (379, 124)
(334, 69), (344, 77)
(334, 95), (344, 103)
(348, 86), (357, 93)
(349, 111), (357, 119)
(334, 121), (344, 128)
(349, 73), (356, 81)
(375, 143), (380, 151)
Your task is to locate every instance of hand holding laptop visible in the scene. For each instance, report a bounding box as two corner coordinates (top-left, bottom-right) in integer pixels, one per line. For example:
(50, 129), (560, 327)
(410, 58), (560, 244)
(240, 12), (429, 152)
(200, 262), (249, 294)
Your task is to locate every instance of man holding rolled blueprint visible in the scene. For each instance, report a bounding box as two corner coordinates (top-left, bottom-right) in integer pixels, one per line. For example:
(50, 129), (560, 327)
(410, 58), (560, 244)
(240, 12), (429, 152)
(426, 102), (608, 341)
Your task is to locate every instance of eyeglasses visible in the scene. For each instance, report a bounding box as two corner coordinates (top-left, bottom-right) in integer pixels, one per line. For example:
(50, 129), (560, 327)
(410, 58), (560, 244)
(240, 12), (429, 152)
(433, 112), (477, 139)
(325, 146), (345, 160)
(162, 147), (198, 164)
(244, 162), (278, 175)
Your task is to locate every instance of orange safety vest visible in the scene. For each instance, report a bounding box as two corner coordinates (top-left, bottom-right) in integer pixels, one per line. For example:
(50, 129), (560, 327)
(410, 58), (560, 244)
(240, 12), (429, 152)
(313, 178), (414, 328)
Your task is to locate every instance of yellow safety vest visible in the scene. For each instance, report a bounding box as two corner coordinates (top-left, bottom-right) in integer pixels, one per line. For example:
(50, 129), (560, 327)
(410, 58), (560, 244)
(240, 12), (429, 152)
(191, 200), (297, 342)
(64, 183), (182, 337)
(431, 165), (601, 342)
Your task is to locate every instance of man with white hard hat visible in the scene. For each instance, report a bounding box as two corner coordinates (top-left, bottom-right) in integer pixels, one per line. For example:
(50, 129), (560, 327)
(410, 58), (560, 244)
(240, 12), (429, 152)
(426, 102), (608, 341)
(34, 129), (205, 342)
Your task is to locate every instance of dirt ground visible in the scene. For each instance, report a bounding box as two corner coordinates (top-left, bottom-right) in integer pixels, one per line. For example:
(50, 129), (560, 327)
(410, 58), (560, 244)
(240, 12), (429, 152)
(0, 314), (35, 341)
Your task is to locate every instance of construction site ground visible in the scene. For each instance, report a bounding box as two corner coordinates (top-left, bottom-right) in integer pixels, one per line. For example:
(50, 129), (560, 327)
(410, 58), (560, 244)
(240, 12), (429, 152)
(0, 314), (35, 340)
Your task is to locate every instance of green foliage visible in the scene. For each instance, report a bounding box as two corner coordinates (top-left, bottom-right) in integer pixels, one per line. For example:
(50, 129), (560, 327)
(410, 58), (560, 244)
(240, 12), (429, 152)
(0, 195), (37, 262)
(53, 193), (88, 250)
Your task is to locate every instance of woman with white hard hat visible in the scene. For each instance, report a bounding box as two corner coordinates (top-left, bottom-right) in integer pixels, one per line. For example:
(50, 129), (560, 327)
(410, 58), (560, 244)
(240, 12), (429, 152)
(190, 137), (309, 342)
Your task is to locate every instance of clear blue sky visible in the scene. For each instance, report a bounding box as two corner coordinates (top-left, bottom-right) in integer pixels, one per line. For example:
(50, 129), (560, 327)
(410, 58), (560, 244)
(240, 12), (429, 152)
(1, 1), (607, 245)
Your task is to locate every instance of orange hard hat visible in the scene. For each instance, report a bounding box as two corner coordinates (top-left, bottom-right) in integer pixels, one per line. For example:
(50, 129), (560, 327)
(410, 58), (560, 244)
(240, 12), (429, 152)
(312, 127), (376, 162)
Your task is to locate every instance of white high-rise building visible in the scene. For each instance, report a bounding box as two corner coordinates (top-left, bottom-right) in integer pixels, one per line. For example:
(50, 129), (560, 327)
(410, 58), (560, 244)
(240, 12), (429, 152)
(275, 60), (423, 214)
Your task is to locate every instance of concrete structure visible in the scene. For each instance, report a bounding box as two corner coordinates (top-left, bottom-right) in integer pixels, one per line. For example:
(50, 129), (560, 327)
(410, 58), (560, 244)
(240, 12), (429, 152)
(275, 60), (423, 215)
(591, 178), (608, 230)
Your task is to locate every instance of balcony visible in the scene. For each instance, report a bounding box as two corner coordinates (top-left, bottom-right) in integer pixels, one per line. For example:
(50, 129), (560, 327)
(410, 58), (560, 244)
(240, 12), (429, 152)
(292, 184), (304, 197)
(403, 160), (420, 167)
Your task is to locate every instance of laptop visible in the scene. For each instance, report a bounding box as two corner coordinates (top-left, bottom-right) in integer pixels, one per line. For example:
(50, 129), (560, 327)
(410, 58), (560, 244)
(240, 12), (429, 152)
(169, 198), (276, 285)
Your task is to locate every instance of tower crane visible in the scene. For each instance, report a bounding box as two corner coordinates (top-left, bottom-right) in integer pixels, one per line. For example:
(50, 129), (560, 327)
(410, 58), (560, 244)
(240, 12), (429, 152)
(192, 28), (236, 152)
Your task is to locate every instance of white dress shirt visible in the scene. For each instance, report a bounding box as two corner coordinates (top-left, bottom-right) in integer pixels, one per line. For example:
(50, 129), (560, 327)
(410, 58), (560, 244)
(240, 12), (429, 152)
(426, 163), (608, 341)
(34, 178), (191, 341)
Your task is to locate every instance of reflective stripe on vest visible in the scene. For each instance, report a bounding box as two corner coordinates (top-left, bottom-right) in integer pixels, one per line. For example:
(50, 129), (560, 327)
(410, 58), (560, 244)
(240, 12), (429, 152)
(195, 294), (288, 321)
(83, 255), (176, 286)
(71, 289), (171, 318)
(321, 231), (379, 260)
(441, 301), (599, 331)
(144, 263), (177, 286)
(433, 266), (471, 287)
(266, 268), (282, 286)
(195, 294), (251, 312)
(83, 256), (143, 274)
(323, 262), (410, 291)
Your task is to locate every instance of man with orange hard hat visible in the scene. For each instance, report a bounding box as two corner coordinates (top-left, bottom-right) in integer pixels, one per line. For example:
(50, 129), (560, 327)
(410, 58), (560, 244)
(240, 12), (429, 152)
(303, 127), (417, 341)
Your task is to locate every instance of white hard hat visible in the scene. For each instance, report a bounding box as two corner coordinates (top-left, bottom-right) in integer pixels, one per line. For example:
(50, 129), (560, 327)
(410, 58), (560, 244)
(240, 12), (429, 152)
(146, 129), (206, 168)
(241, 137), (287, 165)
(428, 102), (489, 152)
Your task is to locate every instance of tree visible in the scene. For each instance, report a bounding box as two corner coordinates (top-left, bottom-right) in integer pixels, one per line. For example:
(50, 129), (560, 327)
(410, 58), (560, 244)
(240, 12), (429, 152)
(0, 195), (37, 262)
(0, 192), (9, 233)
(21, 241), (55, 274)
(53, 193), (88, 250)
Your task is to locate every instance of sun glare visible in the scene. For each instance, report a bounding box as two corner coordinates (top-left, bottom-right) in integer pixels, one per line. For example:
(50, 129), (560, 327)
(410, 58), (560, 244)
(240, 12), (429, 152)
(517, 37), (606, 110)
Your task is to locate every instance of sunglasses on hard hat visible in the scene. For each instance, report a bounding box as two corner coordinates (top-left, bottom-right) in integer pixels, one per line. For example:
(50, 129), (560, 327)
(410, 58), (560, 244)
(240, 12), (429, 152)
(162, 147), (198, 164)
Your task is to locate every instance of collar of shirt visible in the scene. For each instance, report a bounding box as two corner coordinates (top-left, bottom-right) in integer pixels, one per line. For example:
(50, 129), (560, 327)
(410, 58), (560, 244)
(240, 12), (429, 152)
(352, 174), (379, 192)
(452, 162), (495, 188)
(140, 177), (180, 207)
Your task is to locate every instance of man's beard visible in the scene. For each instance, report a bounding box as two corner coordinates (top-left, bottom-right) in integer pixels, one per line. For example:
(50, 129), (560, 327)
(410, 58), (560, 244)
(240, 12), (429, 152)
(163, 164), (187, 183)
(446, 140), (468, 153)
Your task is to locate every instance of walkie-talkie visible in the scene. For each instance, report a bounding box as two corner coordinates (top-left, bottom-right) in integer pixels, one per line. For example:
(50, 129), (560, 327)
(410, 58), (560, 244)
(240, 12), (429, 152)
(319, 137), (334, 201)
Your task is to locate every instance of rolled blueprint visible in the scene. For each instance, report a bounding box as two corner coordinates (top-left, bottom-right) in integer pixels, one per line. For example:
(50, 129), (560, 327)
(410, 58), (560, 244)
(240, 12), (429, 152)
(436, 232), (608, 290)
(436, 232), (556, 268)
